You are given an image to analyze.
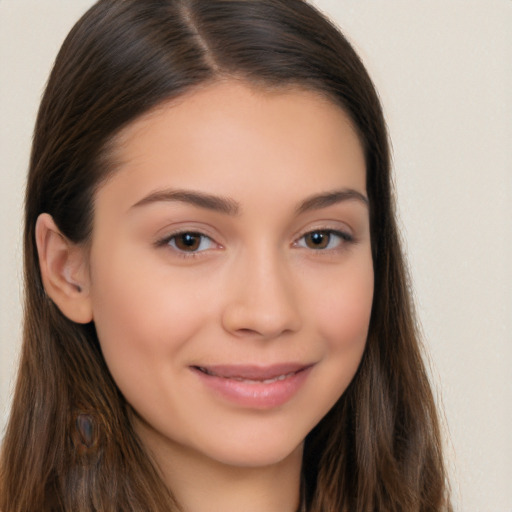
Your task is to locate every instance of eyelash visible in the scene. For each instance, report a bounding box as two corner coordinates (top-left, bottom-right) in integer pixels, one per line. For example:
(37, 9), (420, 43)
(155, 228), (354, 258)
(294, 229), (354, 251)
(155, 231), (217, 258)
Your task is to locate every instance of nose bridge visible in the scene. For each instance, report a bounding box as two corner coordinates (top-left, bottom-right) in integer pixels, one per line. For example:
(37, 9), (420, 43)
(221, 241), (301, 338)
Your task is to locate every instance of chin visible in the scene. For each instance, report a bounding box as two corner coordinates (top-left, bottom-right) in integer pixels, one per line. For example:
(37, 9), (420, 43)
(200, 434), (304, 469)
(213, 446), (303, 470)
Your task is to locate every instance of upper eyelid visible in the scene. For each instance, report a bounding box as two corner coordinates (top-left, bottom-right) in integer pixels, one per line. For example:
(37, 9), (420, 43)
(156, 230), (215, 245)
(156, 229), (352, 253)
(154, 224), (220, 243)
(153, 220), (356, 246)
(293, 221), (354, 240)
(294, 228), (354, 247)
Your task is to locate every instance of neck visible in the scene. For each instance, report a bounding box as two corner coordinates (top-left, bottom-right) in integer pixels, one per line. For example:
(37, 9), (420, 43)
(135, 419), (303, 512)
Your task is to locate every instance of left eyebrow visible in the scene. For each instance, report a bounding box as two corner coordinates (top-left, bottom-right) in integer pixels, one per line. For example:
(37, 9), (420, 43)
(296, 189), (369, 214)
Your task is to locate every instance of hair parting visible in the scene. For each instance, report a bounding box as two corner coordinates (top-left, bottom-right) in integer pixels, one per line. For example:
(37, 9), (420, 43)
(1, 1), (451, 510)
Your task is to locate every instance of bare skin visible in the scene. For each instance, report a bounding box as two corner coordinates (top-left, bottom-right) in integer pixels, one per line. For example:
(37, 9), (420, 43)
(36, 80), (373, 512)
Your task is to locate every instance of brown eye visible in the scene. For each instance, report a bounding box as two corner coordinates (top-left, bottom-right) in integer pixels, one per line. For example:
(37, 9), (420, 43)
(297, 230), (352, 251)
(174, 233), (200, 251)
(167, 232), (214, 252)
(303, 231), (331, 249)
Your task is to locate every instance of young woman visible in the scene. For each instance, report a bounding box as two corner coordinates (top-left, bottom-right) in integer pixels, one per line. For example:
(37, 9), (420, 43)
(0, 0), (452, 510)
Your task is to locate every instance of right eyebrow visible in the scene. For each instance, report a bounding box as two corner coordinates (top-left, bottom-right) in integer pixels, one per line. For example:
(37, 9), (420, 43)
(129, 188), (241, 216)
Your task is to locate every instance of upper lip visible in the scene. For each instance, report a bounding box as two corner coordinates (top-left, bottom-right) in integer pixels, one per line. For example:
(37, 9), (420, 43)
(192, 363), (313, 380)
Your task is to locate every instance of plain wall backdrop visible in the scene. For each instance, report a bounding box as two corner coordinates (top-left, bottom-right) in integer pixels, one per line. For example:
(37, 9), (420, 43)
(1, 1), (511, 510)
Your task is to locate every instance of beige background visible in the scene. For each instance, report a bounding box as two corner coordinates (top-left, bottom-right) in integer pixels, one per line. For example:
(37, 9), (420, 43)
(1, 1), (511, 510)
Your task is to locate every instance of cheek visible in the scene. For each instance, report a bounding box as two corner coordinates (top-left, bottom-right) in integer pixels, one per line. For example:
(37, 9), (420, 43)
(311, 255), (374, 379)
(321, 282), (373, 348)
(88, 252), (212, 390)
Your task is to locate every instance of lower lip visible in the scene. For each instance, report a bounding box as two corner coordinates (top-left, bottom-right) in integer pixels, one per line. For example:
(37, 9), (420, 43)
(192, 366), (313, 409)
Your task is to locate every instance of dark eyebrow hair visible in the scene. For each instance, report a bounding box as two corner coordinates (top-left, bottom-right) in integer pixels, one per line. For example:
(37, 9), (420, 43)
(296, 189), (369, 214)
(130, 187), (368, 216)
(131, 188), (240, 215)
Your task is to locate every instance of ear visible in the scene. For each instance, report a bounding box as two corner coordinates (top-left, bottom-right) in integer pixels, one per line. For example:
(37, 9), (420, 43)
(35, 213), (93, 324)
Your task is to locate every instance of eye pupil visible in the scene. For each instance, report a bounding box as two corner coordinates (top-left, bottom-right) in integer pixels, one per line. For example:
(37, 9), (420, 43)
(306, 231), (329, 249)
(176, 233), (200, 251)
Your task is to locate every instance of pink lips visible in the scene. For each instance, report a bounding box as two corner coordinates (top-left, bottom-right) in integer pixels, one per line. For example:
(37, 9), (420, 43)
(191, 363), (313, 409)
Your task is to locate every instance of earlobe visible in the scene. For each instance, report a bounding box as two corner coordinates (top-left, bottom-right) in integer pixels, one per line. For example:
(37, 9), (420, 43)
(35, 213), (93, 324)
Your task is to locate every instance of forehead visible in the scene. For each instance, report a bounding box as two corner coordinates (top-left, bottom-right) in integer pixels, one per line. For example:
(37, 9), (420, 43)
(97, 80), (366, 212)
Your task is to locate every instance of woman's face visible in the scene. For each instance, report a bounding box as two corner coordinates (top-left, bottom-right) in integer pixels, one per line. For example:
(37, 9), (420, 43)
(87, 81), (373, 468)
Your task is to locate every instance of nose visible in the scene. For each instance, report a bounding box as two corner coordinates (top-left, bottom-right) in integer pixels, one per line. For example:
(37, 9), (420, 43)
(221, 247), (302, 340)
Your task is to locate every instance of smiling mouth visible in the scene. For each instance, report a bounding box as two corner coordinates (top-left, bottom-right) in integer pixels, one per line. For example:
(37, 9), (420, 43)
(195, 366), (301, 384)
(191, 363), (314, 409)
(192, 363), (312, 383)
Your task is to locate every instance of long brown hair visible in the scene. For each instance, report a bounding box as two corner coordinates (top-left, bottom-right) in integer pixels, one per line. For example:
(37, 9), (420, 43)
(1, 1), (451, 510)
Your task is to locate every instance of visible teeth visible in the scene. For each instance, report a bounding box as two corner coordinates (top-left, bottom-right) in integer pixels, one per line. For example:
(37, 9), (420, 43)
(229, 371), (296, 384)
(197, 367), (297, 383)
